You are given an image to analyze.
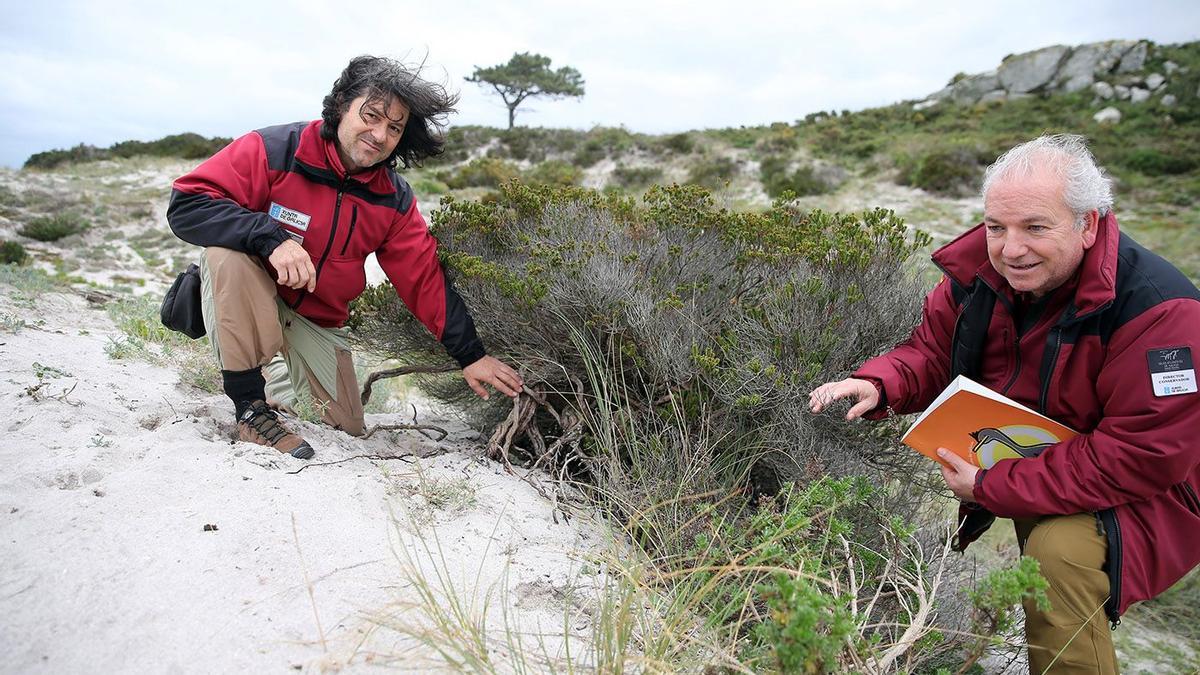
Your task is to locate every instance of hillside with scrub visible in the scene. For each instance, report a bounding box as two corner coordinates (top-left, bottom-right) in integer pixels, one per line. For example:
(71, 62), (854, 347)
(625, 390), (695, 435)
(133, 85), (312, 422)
(2, 38), (1198, 673)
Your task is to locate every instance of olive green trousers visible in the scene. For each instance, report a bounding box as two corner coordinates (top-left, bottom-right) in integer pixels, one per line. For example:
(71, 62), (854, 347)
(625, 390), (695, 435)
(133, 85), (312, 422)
(1015, 513), (1118, 674)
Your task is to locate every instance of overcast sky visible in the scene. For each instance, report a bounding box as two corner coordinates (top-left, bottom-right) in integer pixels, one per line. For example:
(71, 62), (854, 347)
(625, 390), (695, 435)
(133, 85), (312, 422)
(1, 0), (1197, 168)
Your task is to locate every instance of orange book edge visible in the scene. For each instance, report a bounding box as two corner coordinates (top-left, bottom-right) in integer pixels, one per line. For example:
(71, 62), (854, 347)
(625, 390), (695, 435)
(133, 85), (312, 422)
(900, 375), (1077, 468)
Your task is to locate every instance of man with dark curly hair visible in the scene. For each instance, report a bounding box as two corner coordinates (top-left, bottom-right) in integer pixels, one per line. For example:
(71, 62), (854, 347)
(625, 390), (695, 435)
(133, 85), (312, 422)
(168, 55), (522, 459)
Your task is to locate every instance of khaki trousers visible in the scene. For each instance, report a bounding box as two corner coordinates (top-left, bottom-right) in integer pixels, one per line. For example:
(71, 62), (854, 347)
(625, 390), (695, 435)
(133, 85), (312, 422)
(1015, 513), (1118, 674)
(199, 247), (364, 436)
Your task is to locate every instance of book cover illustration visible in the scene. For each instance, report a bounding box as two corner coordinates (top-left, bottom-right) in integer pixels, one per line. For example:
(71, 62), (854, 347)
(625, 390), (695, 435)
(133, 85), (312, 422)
(900, 375), (1077, 468)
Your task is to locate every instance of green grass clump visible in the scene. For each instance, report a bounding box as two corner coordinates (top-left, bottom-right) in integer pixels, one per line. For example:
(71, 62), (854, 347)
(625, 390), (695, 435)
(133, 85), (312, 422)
(105, 295), (220, 392)
(19, 213), (89, 242)
(0, 265), (58, 302)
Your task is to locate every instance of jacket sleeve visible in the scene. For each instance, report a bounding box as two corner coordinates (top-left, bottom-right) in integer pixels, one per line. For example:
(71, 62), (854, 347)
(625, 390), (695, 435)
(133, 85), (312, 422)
(167, 131), (291, 258)
(852, 276), (959, 418)
(976, 298), (1200, 518)
(376, 198), (487, 368)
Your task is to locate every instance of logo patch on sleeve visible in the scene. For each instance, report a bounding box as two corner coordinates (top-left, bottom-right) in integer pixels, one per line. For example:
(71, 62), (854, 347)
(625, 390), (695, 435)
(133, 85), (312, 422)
(268, 202), (311, 231)
(1147, 347), (1197, 396)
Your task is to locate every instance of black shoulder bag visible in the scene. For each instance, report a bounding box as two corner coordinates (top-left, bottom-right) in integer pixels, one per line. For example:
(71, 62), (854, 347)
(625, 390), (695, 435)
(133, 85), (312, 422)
(159, 263), (206, 339)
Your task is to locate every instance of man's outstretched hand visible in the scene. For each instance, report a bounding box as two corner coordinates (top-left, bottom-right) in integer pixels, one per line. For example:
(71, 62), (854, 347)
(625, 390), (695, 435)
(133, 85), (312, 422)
(463, 356), (524, 401)
(808, 377), (879, 420)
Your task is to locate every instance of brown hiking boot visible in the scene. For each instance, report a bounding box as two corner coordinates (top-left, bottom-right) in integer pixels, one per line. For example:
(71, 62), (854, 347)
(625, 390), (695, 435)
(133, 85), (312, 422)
(237, 400), (314, 459)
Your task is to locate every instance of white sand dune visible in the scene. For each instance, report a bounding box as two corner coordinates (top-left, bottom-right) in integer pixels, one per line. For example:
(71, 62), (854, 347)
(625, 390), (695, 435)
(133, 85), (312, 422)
(0, 287), (608, 673)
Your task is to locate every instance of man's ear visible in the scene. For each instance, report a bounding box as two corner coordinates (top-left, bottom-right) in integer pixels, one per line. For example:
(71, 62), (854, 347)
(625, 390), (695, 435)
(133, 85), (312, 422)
(1081, 210), (1100, 250)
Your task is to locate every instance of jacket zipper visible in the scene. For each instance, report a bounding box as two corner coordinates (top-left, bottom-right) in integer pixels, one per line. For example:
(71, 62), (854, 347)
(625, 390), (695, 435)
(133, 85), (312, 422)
(289, 180), (347, 309)
(1038, 326), (1064, 414)
(1098, 508), (1123, 627)
(339, 204), (358, 256)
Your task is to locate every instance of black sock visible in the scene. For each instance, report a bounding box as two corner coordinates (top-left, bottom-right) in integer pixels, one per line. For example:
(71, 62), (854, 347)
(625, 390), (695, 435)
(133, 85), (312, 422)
(222, 368), (266, 418)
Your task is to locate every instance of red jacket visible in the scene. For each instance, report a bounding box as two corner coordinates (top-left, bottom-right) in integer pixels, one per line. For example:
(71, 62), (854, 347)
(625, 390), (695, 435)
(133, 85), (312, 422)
(854, 213), (1200, 621)
(167, 121), (485, 367)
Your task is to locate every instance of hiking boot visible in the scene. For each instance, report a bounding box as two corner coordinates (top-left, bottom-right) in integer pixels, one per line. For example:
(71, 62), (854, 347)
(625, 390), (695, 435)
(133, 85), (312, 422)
(237, 400), (314, 459)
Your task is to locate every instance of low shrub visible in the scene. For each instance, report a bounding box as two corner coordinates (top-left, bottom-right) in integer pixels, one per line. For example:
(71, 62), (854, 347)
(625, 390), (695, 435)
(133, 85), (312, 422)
(349, 181), (1059, 670)
(572, 127), (643, 168)
(409, 175), (450, 197)
(896, 144), (986, 197)
(572, 140), (607, 168)
(497, 127), (588, 162)
(19, 213), (89, 242)
(438, 157), (521, 189)
(353, 181), (933, 491)
(1, 240), (28, 265)
(754, 123), (800, 154)
(1121, 147), (1198, 176)
(686, 156), (740, 189)
(760, 156), (831, 198)
(609, 164), (663, 190)
(657, 132), (695, 155)
(524, 159), (582, 187)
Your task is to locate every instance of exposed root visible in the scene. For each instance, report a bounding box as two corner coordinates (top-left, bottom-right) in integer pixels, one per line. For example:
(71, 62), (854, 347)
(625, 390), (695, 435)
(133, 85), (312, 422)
(360, 363), (458, 406)
(363, 423), (449, 441)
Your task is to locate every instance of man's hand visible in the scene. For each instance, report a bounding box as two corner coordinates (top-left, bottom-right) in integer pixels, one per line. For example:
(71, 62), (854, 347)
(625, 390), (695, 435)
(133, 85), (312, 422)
(463, 356), (524, 401)
(268, 239), (316, 292)
(808, 377), (880, 420)
(937, 448), (980, 501)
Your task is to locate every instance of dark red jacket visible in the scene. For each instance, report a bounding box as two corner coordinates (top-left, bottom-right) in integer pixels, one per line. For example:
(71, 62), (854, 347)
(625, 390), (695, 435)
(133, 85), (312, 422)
(854, 213), (1200, 621)
(167, 120), (486, 367)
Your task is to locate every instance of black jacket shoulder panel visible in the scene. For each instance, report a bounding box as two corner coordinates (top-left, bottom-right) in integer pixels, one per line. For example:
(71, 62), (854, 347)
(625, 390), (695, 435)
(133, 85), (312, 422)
(342, 175), (412, 212)
(255, 123), (306, 173)
(389, 173), (415, 214)
(1089, 233), (1200, 341)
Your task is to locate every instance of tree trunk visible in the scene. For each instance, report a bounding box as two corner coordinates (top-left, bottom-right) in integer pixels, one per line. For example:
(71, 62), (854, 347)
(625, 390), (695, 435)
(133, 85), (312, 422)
(507, 105), (516, 129)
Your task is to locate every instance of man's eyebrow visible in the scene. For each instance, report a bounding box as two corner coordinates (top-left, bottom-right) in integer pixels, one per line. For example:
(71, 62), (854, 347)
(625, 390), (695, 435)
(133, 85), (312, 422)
(982, 215), (1049, 225)
(363, 101), (406, 123)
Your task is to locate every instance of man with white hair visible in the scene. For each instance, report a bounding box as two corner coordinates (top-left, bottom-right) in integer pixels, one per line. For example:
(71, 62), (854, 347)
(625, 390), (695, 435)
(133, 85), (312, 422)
(811, 134), (1200, 672)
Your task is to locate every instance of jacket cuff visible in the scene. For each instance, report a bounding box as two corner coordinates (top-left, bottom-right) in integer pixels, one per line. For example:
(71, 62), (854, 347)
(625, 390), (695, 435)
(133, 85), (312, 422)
(973, 468), (988, 502)
(453, 343), (488, 369)
(251, 228), (291, 258)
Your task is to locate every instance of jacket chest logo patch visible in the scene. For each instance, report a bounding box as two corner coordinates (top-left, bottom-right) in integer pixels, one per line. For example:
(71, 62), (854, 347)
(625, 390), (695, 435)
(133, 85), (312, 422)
(1147, 347), (1196, 396)
(268, 202), (311, 231)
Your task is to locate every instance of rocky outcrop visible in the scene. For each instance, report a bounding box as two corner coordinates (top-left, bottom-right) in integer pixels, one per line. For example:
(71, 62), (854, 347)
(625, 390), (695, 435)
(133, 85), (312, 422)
(1054, 41), (1134, 92)
(998, 45), (1070, 93)
(917, 39), (1181, 113)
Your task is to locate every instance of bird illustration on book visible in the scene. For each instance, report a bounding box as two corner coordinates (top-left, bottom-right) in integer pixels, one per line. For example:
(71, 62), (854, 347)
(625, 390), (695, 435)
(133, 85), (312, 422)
(970, 425), (1062, 468)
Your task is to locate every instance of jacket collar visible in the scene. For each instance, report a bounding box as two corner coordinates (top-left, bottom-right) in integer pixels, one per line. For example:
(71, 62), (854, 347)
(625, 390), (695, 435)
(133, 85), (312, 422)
(294, 120), (398, 196)
(931, 211), (1120, 317)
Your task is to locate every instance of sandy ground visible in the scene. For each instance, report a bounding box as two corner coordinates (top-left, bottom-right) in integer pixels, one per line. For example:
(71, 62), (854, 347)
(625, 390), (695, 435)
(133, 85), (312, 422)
(0, 287), (610, 673)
